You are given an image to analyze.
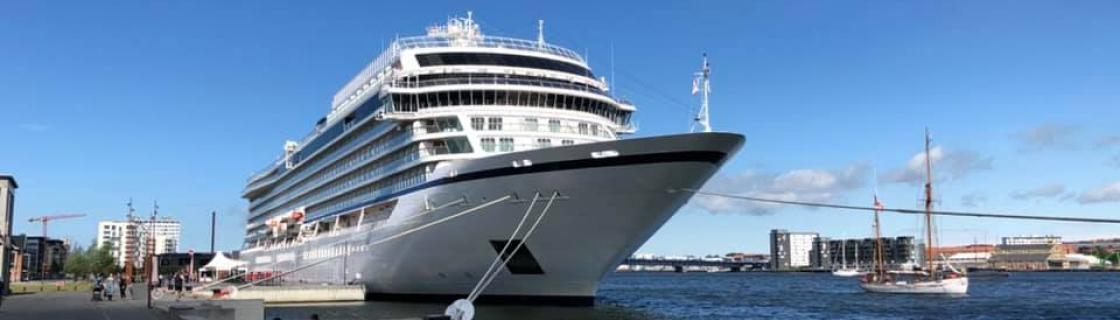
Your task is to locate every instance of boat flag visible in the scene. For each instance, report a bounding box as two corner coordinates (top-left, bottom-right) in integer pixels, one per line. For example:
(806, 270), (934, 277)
(692, 78), (700, 95)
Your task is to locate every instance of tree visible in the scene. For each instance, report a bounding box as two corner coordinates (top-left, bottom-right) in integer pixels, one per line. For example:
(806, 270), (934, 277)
(64, 245), (90, 279)
(91, 244), (120, 276)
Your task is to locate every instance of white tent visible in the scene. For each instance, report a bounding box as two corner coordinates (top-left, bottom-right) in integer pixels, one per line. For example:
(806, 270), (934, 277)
(199, 251), (247, 274)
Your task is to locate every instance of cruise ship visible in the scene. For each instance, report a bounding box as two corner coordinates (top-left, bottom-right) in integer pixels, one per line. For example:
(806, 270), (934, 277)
(240, 13), (744, 305)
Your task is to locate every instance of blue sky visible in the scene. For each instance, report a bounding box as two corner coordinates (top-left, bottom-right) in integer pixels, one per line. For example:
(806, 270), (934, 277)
(2, 1), (1118, 255)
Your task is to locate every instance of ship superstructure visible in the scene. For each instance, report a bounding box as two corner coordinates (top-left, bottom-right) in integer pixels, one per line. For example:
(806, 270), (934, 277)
(240, 13), (742, 304)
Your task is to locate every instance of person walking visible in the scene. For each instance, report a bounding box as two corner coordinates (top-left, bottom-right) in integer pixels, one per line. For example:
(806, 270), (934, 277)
(119, 277), (128, 299)
(173, 272), (184, 301)
(104, 276), (117, 301)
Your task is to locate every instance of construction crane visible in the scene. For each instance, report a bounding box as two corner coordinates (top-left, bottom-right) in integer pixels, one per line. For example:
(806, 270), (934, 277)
(28, 214), (86, 239)
(27, 213), (84, 280)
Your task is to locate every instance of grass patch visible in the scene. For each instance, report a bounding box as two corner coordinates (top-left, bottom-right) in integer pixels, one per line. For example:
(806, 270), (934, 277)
(9, 281), (93, 293)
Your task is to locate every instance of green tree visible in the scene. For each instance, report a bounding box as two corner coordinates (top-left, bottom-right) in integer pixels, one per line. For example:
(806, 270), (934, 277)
(64, 245), (90, 279)
(90, 244), (120, 276)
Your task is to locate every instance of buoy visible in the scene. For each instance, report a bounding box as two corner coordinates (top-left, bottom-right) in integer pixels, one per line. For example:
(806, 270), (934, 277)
(444, 299), (475, 320)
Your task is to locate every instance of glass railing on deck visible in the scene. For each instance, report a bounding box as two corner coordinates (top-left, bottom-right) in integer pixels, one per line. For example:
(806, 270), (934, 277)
(479, 123), (615, 139)
(395, 35), (584, 63)
(391, 75), (607, 97)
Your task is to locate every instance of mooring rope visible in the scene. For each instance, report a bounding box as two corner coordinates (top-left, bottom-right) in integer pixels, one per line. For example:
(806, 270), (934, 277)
(679, 188), (1120, 224)
(466, 192), (541, 301)
(192, 197), (476, 293)
(467, 191), (559, 302)
(234, 195), (513, 290)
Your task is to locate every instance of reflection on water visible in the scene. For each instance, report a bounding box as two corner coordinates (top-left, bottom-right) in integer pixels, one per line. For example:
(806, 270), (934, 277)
(267, 300), (655, 320)
(266, 272), (1120, 320)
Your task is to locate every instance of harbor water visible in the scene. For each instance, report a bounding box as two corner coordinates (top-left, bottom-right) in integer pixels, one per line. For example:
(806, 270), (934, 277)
(266, 271), (1120, 319)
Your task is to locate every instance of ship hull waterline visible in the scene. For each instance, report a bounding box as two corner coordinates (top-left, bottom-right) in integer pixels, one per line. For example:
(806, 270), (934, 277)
(242, 132), (744, 305)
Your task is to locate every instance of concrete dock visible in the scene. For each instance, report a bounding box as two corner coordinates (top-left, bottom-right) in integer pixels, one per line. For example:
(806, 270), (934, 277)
(234, 285), (365, 303)
(0, 290), (161, 320)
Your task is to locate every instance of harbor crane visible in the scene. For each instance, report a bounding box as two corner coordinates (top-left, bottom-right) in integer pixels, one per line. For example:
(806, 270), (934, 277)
(27, 213), (85, 279)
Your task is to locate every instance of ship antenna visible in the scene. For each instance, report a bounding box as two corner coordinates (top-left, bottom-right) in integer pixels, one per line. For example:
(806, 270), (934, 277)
(610, 42), (615, 96)
(537, 19), (545, 48)
(691, 53), (712, 133)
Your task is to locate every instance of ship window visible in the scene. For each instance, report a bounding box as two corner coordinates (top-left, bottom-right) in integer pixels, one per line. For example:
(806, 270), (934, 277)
(487, 117), (502, 131)
(471, 117), (484, 130)
(591, 124), (600, 136)
(480, 138), (496, 152)
(525, 118), (538, 131)
(536, 138), (551, 148)
(416, 53), (593, 78)
(562, 139), (574, 146)
(499, 138), (514, 152)
(549, 120), (561, 132)
(483, 91), (495, 105)
(578, 123), (589, 135)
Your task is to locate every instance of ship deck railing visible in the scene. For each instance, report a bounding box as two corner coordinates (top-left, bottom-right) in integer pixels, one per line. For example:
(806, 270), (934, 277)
(334, 34), (585, 109)
(390, 74), (608, 97)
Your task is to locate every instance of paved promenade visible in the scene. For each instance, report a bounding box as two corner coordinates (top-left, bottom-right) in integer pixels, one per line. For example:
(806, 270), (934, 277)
(0, 288), (163, 320)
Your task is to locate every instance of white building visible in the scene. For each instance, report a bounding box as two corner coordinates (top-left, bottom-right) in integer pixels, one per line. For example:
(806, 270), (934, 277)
(1002, 235), (1062, 246)
(96, 218), (181, 268)
(770, 229), (818, 270)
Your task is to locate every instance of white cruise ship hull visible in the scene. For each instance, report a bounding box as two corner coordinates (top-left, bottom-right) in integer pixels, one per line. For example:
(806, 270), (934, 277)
(242, 132), (743, 305)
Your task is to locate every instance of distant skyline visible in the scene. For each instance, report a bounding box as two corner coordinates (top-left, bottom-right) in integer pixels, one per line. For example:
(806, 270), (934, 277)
(2, 1), (1119, 255)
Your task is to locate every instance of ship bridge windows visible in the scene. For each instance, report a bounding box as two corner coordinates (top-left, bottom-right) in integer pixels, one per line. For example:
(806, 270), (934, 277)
(389, 90), (632, 127)
(415, 53), (593, 78)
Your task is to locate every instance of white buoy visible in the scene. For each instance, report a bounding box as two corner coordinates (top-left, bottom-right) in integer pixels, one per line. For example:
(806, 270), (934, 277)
(444, 299), (475, 320)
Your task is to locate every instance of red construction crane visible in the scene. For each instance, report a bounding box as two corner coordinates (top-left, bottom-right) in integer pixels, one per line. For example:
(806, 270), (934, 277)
(28, 213), (86, 239)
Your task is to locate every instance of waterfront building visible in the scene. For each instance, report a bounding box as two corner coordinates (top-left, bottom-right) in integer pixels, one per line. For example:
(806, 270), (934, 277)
(822, 236), (917, 270)
(990, 243), (1068, 270)
(1065, 253), (1102, 270)
(1067, 238), (1120, 257)
(1001, 235), (1061, 246)
(810, 237), (831, 269)
(931, 244), (995, 269)
(9, 235), (69, 280)
(770, 229), (817, 270)
(156, 252), (215, 278)
(0, 175), (16, 290)
(97, 218), (181, 269)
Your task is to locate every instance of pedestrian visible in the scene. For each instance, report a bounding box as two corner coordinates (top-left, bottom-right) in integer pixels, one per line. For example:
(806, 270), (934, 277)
(174, 272), (184, 301)
(119, 277), (128, 299)
(104, 276), (117, 301)
(127, 278), (135, 300)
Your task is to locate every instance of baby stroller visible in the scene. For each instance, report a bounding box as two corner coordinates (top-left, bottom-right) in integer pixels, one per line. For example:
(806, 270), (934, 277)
(92, 282), (104, 301)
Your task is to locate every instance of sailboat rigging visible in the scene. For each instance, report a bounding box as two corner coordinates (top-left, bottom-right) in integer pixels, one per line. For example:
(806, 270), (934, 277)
(860, 129), (969, 294)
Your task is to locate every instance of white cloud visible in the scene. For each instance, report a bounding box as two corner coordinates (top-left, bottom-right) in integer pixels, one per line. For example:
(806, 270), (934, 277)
(692, 163), (870, 215)
(960, 192), (988, 208)
(18, 123), (50, 132)
(1010, 184), (1066, 200)
(882, 146), (993, 185)
(1097, 136), (1120, 149)
(1078, 182), (1120, 204)
(1014, 124), (1079, 152)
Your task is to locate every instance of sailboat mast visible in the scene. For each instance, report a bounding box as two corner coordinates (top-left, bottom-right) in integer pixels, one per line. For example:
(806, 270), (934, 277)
(923, 128), (936, 276)
(874, 195), (886, 279)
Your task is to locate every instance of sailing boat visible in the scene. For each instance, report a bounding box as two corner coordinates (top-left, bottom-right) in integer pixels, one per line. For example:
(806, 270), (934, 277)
(833, 239), (862, 277)
(860, 129), (968, 294)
